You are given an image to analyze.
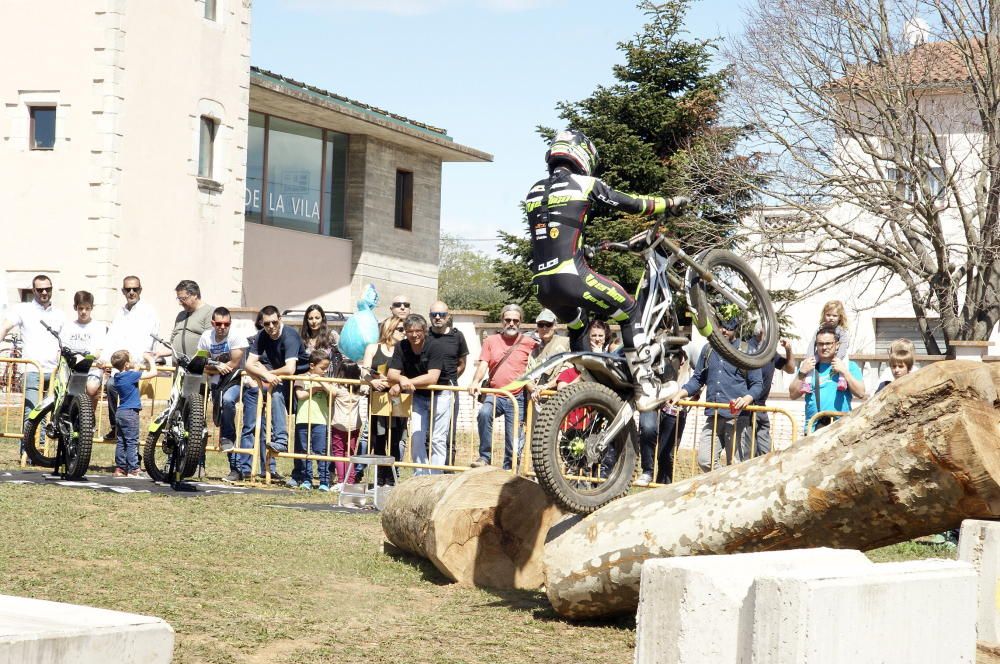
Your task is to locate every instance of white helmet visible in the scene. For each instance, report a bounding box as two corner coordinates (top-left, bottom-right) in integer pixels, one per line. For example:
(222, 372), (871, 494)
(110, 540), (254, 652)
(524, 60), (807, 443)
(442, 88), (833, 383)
(545, 129), (599, 176)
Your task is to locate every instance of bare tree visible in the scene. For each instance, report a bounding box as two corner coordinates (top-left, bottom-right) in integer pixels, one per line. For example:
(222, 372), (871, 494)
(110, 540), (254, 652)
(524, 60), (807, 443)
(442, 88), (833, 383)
(724, 0), (1000, 353)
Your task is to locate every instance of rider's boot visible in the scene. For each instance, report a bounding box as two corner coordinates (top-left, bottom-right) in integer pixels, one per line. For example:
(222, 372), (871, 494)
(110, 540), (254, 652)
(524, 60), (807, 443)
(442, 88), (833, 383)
(625, 347), (678, 412)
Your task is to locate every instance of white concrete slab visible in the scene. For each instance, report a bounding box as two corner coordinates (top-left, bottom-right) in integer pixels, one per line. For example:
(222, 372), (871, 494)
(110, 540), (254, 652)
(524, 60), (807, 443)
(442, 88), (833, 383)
(958, 518), (1000, 643)
(0, 594), (173, 663)
(750, 559), (976, 664)
(634, 548), (871, 664)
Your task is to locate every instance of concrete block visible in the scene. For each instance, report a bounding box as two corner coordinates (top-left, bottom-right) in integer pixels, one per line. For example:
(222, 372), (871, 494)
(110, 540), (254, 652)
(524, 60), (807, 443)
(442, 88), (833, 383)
(634, 548), (871, 664)
(750, 559), (976, 664)
(0, 594), (173, 663)
(959, 518), (1000, 643)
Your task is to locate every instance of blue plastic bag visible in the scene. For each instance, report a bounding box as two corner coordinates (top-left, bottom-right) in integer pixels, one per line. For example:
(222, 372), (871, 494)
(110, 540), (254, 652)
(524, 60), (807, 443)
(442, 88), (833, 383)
(339, 284), (380, 361)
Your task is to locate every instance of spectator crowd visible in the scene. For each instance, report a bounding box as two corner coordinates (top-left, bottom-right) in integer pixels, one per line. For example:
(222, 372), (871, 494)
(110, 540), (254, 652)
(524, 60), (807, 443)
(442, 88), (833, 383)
(0, 275), (919, 488)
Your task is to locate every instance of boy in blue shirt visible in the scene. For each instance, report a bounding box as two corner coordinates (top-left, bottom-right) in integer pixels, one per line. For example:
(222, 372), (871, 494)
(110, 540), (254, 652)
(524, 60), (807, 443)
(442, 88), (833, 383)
(789, 325), (866, 433)
(109, 350), (158, 477)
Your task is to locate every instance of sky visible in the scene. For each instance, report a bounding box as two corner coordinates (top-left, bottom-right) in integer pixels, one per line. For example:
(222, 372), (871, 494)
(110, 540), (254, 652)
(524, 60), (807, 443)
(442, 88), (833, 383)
(250, 0), (749, 255)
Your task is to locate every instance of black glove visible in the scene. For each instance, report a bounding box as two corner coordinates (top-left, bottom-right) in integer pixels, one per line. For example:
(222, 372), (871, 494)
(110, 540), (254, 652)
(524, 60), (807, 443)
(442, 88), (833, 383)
(664, 196), (690, 217)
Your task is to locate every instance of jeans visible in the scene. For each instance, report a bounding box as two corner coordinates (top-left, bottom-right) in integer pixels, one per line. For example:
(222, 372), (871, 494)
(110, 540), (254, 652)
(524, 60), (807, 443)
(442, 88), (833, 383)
(105, 379), (119, 433)
(740, 413), (771, 460)
(410, 391), (453, 475)
(23, 371), (51, 452)
(476, 391), (526, 471)
(115, 408), (141, 472)
(697, 415), (751, 472)
(237, 386), (275, 475)
(295, 423), (330, 486)
(639, 409), (686, 483)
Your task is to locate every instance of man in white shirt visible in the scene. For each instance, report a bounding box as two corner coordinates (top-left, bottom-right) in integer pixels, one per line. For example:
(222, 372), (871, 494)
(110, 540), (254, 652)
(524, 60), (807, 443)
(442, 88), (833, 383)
(100, 276), (161, 440)
(197, 306), (248, 481)
(0, 275), (67, 450)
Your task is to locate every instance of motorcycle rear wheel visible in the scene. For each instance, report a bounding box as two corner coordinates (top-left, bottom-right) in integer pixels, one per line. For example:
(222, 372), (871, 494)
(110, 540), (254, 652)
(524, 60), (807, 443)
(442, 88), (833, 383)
(143, 395), (206, 484)
(689, 249), (779, 370)
(531, 381), (637, 514)
(22, 401), (58, 468)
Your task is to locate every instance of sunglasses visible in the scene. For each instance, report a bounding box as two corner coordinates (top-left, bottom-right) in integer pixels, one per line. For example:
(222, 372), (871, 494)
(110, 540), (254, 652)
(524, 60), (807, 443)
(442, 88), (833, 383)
(536, 321), (553, 328)
(502, 318), (520, 324)
(262, 320), (280, 328)
(392, 301), (410, 308)
(213, 321), (231, 328)
(429, 311), (448, 318)
(34, 287), (52, 293)
(122, 287), (141, 293)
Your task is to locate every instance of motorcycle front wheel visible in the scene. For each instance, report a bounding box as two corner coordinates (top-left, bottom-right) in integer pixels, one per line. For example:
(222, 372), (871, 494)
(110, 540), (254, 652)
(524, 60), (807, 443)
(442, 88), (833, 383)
(531, 381), (637, 514)
(62, 394), (94, 480)
(689, 249), (779, 370)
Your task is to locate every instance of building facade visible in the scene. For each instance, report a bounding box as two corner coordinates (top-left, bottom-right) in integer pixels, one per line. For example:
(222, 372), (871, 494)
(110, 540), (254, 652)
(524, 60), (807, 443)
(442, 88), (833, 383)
(1, 1), (490, 327)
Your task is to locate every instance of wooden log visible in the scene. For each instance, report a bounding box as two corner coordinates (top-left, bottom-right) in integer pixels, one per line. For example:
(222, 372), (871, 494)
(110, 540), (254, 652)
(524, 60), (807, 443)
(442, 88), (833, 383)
(543, 360), (1000, 619)
(381, 466), (565, 589)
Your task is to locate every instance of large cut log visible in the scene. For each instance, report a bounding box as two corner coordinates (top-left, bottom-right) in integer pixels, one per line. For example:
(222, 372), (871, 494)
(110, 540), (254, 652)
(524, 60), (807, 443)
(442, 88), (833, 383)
(382, 466), (565, 589)
(543, 360), (1000, 619)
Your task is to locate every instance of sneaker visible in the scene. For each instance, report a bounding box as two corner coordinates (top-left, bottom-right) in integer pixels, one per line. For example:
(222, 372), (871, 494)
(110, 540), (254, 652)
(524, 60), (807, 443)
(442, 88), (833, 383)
(635, 472), (653, 487)
(299, 481), (312, 490)
(103, 429), (118, 442)
(284, 477), (299, 489)
(799, 378), (813, 394)
(220, 438), (235, 452)
(836, 375), (848, 391)
(333, 482), (345, 493)
(469, 458), (489, 468)
(222, 470), (242, 483)
(635, 380), (678, 412)
(112, 468), (126, 478)
(269, 470), (285, 482)
(265, 441), (287, 454)
(127, 470), (146, 479)
(318, 484), (330, 492)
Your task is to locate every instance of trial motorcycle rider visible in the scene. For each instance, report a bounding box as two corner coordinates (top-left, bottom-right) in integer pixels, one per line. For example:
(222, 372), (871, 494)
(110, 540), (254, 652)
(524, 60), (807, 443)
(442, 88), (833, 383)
(526, 129), (682, 411)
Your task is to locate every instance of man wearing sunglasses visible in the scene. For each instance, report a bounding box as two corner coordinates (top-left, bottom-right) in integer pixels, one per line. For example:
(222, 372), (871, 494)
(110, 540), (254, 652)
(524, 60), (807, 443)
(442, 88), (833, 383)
(525, 309), (569, 395)
(789, 324), (864, 433)
(245, 306), (311, 479)
(0, 274), (66, 450)
(428, 302), (468, 463)
(100, 275), (161, 441)
(197, 307), (248, 481)
(386, 296), (411, 324)
(468, 304), (537, 470)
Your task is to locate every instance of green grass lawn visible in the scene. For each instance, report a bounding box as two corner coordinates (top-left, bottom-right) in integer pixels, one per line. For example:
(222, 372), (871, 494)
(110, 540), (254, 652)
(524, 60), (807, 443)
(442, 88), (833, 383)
(0, 437), (961, 663)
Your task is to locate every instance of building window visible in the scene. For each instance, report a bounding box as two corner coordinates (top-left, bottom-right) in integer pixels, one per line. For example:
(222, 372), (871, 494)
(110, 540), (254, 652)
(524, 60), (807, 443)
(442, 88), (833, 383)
(198, 115), (217, 179)
(244, 112), (350, 238)
(395, 170), (413, 230)
(29, 106), (56, 150)
(204, 0), (217, 20)
(874, 317), (944, 354)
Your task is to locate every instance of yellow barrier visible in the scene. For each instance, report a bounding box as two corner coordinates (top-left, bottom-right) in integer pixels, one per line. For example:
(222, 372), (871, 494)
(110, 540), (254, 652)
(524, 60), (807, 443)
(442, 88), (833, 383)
(804, 410), (848, 434)
(520, 393), (800, 489)
(0, 357), (44, 442)
(250, 376), (523, 483)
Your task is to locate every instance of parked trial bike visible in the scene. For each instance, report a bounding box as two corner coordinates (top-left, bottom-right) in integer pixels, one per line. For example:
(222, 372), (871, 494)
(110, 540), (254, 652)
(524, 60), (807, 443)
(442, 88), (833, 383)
(524, 197), (778, 514)
(142, 335), (210, 487)
(22, 322), (96, 479)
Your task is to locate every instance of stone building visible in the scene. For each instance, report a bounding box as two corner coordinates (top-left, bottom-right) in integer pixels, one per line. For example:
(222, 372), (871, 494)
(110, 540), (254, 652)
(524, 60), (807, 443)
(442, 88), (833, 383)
(0, 1), (490, 325)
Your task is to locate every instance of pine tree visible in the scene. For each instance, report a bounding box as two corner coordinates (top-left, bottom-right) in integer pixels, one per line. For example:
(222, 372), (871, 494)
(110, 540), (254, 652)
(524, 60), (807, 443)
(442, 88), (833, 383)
(494, 0), (760, 310)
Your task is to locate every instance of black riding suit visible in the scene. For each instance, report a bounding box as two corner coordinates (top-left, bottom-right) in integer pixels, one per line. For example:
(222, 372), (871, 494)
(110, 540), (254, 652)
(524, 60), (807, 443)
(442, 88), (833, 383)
(527, 165), (665, 352)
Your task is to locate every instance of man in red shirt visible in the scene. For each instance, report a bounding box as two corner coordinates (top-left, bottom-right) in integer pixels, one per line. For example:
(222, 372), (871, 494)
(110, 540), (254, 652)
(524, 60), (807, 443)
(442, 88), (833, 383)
(468, 304), (537, 470)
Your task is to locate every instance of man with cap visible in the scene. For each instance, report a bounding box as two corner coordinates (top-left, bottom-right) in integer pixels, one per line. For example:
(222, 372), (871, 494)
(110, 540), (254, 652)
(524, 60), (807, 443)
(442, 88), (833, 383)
(525, 309), (570, 396)
(668, 316), (763, 472)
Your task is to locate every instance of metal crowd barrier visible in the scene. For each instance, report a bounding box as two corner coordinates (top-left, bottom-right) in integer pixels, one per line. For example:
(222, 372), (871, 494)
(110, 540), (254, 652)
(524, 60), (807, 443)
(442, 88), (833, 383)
(804, 410), (849, 434)
(251, 376), (522, 483)
(0, 354), (809, 488)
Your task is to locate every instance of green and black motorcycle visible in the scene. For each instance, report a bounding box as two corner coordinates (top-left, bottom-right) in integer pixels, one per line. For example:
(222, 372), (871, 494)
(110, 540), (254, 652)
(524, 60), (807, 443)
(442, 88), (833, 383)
(22, 321), (96, 479)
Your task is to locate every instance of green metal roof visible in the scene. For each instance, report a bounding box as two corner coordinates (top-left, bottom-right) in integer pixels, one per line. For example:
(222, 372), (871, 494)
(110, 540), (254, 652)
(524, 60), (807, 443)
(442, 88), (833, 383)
(250, 67), (453, 142)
